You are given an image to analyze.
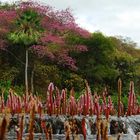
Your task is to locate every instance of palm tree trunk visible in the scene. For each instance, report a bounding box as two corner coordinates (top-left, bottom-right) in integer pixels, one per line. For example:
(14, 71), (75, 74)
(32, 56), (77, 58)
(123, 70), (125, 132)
(31, 68), (34, 94)
(25, 49), (28, 94)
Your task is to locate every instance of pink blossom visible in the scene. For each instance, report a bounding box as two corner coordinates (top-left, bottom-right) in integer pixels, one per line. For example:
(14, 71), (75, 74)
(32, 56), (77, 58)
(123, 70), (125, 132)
(41, 34), (64, 44)
(0, 1), (90, 70)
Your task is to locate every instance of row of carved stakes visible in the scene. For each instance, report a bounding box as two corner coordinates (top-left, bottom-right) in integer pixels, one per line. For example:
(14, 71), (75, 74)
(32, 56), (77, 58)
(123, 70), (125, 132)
(1, 80), (140, 117)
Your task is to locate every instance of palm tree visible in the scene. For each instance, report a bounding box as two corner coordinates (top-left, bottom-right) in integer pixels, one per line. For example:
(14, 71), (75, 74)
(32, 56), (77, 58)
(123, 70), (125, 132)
(8, 8), (43, 94)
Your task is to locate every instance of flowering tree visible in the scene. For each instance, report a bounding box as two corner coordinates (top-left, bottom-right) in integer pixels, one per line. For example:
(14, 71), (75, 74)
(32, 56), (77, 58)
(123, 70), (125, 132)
(0, 1), (90, 94)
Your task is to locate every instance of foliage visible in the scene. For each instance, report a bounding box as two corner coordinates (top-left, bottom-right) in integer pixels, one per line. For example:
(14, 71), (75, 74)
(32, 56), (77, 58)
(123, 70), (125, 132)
(0, 66), (19, 81)
(0, 1), (89, 94)
(34, 63), (61, 94)
(8, 8), (43, 47)
(111, 94), (128, 111)
(0, 2), (140, 96)
(75, 32), (118, 90)
(137, 95), (140, 105)
(111, 36), (140, 93)
(0, 80), (11, 100)
(63, 73), (85, 91)
(13, 85), (24, 96)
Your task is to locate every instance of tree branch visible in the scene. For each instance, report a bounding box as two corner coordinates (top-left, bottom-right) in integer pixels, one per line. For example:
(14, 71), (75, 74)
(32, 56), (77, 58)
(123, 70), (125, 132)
(5, 49), (25, 65)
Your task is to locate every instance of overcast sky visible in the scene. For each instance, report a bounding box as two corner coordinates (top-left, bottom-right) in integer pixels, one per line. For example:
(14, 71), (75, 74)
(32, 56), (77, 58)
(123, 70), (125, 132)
(1, 0), (140, 47)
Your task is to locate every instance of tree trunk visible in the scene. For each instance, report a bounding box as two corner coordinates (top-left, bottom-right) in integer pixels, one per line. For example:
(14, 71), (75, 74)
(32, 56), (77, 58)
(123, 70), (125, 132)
(31, 69), (34, 94)
(25, 49), (28, 94)
(118, 79), (122, 117)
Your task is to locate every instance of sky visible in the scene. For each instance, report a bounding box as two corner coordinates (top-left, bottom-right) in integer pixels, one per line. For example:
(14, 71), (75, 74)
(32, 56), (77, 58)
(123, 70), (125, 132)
(1, 0), (140, 47)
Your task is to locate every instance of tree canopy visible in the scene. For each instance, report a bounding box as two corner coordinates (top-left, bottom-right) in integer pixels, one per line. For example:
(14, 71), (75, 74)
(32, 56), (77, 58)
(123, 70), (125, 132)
(0, 1), (140, 96)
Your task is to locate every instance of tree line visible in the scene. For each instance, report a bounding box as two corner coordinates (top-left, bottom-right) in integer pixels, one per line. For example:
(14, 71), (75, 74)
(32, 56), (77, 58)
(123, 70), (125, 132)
(0, 1), (140, 98)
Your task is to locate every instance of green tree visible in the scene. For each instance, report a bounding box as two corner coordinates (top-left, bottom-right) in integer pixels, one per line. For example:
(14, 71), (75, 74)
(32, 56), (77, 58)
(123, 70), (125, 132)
(75, 32), (118, 91)
(110, 36), (140, 93)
